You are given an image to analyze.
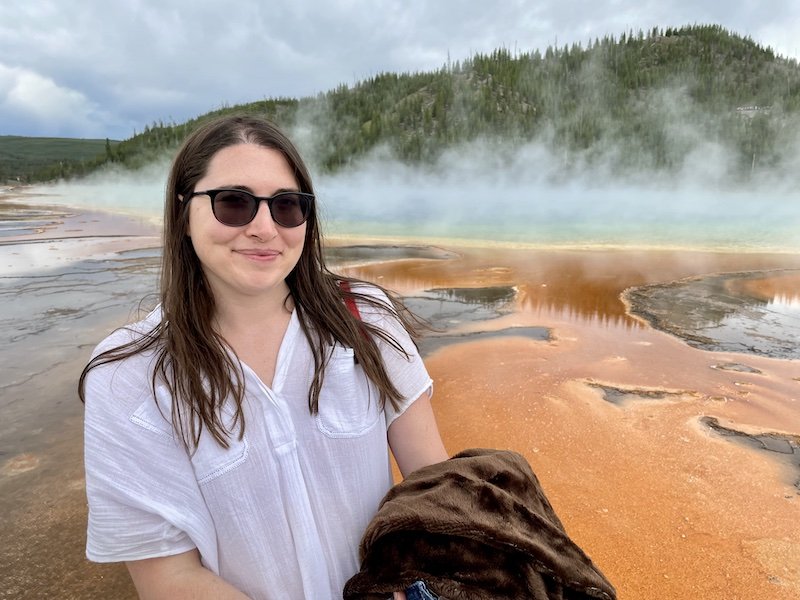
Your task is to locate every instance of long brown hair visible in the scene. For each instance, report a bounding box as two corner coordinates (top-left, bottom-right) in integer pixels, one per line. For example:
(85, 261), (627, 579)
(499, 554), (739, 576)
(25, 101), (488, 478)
(79, 114), (420, 448)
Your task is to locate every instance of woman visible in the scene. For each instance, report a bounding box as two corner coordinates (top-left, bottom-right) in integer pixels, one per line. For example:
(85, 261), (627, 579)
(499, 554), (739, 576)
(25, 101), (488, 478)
(80, 115), (448, 599)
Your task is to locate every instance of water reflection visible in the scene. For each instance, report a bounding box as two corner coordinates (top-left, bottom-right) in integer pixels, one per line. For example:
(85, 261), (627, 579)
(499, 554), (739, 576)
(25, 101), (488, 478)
(516, 283), (642, 330)
(0, 249), (159, 447)
(403, 288), (550, 356)
(0, 198), (159, 275)
(325, 244), (458, 265)
(0, 201), (73, 237)
(626, 270), (800, 359)
(342, 247), (800, 355)
(342, 250), (648, 328)
(329, 250), (549, 353)
(769, 294), (800, 310)
(425, 286), (516, 306)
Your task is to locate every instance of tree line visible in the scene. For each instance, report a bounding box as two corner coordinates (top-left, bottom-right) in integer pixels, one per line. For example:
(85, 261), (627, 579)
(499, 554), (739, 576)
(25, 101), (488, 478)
(7, 24), (800, 184)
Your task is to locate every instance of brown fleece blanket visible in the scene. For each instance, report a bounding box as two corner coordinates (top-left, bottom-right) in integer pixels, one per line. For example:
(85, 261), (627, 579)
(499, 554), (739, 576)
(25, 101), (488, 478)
(343, 448), (616, 600)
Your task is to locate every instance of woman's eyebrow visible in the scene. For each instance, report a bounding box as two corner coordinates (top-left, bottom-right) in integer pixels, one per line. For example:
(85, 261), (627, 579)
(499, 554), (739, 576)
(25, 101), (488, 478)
(205, 184), (255, 193)
(216, 185), (301, 195)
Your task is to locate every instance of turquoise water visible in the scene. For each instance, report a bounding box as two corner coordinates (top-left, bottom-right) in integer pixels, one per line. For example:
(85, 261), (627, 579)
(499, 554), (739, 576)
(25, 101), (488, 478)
(319, 182), (800, 252)
(26, 174), (800, 252)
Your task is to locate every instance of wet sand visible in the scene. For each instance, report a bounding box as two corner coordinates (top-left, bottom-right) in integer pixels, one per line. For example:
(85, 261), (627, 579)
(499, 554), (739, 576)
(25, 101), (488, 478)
(0, 192), (161, 599)
(2, 197), (800, 598)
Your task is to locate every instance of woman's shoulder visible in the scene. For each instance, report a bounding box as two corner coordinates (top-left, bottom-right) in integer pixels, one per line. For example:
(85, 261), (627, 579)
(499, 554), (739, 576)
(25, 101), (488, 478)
(345, 281), (397, 320)
(91, 305), (163, 359)
(84, 306), (169, 420)
(345, 280), (393, 305)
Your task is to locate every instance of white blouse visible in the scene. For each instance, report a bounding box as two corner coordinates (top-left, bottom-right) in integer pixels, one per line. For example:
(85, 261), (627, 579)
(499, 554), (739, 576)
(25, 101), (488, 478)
(83, 286), (432, 599)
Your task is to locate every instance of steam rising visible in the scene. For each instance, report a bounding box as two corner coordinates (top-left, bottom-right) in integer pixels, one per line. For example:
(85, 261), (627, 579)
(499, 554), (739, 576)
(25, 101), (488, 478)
(309, 137), (800, 251)
(27, 88), (800, 253)
(36, 160), (170, 223)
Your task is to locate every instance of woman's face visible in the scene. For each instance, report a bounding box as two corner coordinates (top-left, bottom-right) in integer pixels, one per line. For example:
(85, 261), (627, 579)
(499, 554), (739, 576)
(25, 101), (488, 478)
(186, 143), (307, 304)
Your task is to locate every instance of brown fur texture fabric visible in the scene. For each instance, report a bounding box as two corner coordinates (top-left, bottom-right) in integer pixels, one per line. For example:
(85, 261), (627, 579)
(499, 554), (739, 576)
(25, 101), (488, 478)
(343, 448), (617, 600)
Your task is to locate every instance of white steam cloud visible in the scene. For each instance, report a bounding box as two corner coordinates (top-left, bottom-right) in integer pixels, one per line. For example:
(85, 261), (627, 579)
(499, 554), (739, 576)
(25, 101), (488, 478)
(26, 84), (800, 254)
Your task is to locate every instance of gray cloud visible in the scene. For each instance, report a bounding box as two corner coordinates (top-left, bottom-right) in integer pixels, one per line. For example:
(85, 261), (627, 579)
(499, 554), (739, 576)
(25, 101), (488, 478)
(0, 0), (798, 138)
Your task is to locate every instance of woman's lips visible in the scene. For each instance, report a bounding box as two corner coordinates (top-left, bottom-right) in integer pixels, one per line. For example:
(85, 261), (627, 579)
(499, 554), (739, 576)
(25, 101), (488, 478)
(236, 248), (280, 260)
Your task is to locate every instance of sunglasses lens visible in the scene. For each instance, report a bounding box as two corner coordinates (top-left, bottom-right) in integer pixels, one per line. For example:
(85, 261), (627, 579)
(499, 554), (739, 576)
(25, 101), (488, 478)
(209, 190), (311, 227)
(212, 191), (256, 226)
(270, 193), (309, 228)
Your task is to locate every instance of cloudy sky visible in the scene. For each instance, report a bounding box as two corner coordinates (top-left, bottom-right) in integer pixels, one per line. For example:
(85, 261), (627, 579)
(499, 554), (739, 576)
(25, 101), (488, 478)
(1, 0), (798, 140)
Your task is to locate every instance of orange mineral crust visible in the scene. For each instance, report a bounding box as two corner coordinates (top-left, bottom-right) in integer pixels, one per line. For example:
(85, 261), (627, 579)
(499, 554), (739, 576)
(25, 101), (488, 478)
(345, 245), (800, 600)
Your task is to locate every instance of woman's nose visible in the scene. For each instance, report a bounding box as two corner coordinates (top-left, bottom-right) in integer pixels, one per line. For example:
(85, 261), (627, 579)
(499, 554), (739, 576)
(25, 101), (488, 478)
(244, 201), (278, 238)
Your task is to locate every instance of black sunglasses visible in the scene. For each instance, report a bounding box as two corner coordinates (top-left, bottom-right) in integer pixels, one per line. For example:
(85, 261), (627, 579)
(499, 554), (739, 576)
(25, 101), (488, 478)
(187, 188), (314, 228)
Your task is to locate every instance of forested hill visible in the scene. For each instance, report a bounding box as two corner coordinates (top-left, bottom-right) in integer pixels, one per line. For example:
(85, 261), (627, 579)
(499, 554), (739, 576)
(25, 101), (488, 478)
(9, 24), (800, 184)
(0, 136), (119, 183)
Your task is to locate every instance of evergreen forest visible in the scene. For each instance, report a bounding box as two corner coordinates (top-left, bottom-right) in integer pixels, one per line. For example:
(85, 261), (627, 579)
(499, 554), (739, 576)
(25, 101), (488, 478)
(4, 24), (799, 185)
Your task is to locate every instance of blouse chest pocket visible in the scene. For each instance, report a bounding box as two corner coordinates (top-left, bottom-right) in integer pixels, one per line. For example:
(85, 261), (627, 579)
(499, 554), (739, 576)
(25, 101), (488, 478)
(315, 345), (382, 438)
(146, 383), (249, 486)
(190, 424), (249, 486)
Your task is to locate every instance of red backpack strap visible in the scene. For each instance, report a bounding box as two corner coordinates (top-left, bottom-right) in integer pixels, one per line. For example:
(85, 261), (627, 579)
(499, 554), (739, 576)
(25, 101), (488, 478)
(340, 280), (361, 321)
(339, 280), (364, 363)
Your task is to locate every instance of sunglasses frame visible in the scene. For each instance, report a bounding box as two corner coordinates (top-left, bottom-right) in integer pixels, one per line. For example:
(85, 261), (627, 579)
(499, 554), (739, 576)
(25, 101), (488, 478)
(186, 188), (314, 228)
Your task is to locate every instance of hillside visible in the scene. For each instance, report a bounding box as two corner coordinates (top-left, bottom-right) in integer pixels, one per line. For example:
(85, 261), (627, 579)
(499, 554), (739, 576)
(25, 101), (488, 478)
(0, 136), (119, 183)
(6, 24), (800, 184)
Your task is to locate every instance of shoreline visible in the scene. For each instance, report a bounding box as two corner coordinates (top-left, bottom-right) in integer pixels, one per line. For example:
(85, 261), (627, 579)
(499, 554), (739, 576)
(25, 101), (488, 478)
(6, 184), (800, 255)
(328, 230), (800, 255)
(1, 203), (799, 598)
